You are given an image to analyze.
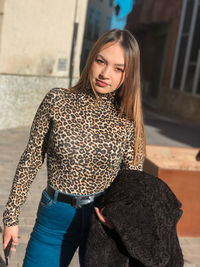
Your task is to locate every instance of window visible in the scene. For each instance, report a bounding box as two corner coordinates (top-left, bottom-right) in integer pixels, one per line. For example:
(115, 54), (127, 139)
(86, 8), (94, 39)
(83, 48), (90, 67)
(94, 11), (101, 40)
(171, 0), (200, 95)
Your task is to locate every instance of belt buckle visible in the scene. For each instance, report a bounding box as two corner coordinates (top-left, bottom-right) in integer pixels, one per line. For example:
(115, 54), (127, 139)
(75, 196), (94, 208)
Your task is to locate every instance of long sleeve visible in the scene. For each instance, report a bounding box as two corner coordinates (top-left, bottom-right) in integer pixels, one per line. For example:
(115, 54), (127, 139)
(3, 90), (54, 226)
(121, 124), (144, 171)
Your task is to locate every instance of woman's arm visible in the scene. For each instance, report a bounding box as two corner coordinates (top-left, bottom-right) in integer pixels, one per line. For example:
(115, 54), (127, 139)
(95, 123), (145, 228)
(3, 89), (55, 227)
(121, 123), (145, 171)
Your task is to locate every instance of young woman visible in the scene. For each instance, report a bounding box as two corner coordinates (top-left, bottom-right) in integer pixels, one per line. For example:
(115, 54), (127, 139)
(3, 29), (145, 266)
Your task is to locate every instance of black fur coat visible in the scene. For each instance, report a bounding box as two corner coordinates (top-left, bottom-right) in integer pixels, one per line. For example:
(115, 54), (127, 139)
(84, 170), (184, 267)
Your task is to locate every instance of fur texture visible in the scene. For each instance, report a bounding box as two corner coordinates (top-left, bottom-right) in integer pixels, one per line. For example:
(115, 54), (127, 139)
(84, 170), (184, 266)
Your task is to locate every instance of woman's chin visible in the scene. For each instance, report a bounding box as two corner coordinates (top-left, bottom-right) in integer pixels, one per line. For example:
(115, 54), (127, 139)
(93, 86), (115, 95)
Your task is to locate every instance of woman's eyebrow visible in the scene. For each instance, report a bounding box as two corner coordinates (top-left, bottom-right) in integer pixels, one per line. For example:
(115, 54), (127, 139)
(115, 63), (125, 67)
(97, 54), (125, 67)
(96, 54), (107, 62)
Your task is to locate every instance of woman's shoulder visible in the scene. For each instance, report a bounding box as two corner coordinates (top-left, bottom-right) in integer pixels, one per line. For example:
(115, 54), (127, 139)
(44, 88), (77, 103)
(47, 87), (73, 97)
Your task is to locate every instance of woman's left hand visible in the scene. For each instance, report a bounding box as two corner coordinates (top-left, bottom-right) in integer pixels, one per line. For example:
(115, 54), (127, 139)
(94, 207), (114, 229)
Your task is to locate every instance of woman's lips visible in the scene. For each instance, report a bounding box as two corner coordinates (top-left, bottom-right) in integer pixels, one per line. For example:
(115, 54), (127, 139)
(95, 79), (109, 87)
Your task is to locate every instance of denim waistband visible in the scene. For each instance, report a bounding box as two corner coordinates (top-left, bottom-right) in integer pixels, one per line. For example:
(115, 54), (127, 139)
(46, 184), (105, 208)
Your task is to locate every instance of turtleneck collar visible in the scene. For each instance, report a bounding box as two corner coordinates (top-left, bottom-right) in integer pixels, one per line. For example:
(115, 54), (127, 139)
(96, 90), (116, 102)
(81, 86), (117, 103)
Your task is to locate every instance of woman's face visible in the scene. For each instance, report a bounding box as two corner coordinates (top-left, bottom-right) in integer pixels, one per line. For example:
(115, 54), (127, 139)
(90, 42), (125, 94)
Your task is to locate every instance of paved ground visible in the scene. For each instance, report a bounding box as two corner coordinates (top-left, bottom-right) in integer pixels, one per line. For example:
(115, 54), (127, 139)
(0, 108), (200, 266)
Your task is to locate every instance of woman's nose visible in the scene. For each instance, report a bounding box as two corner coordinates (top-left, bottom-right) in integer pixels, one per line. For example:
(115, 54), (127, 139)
(100, 66), (110, 78)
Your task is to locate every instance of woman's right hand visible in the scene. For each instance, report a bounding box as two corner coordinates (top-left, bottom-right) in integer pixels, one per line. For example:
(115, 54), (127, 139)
(3, 225), (19, 252)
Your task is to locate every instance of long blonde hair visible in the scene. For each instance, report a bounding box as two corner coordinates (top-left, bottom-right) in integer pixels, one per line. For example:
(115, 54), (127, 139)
(72, 29), (146, 164)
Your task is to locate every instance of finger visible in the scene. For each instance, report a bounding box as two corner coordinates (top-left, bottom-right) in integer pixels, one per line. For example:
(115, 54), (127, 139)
(105, 220), (114, 229)
(11, 244), (17, 252)
(94, 207), (106, 224)
(12, 236), (19, 246)
(3, 236), (18, 251)
(3, 234), (11, 250)
(11, 236), (19, 251)
(95, 208), (114, 229)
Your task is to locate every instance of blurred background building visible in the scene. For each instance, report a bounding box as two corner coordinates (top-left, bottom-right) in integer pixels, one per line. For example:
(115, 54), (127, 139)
(0, 0), (88, 129)
(126, 0), (200, 123)
(0, 0), (199, 129)
(80, 0), (114, 71)
(112, 0), (133, 29)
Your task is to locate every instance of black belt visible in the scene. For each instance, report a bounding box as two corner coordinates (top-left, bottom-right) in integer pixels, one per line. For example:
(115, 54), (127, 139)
(46, 185), (103, 208)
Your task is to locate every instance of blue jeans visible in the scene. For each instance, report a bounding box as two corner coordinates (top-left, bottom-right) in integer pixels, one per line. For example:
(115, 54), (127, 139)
(23, 189), (94, 267)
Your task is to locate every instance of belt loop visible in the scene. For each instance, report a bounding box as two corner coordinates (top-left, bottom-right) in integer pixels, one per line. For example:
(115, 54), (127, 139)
(53, 189), (59, 202)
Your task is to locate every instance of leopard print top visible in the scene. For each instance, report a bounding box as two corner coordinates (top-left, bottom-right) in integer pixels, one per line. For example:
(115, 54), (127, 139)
(3, 87), (144, 226)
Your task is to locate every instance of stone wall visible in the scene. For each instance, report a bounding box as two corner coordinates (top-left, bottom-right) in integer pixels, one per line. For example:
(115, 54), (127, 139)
(0, 0), (88, 78)
(0, 0), (88, 129)
(0, 74), (78, 130)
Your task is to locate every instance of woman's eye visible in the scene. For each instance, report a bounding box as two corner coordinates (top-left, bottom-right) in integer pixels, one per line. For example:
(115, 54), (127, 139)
(116, 68), (124, 72)
(96, 58), (104, 64)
